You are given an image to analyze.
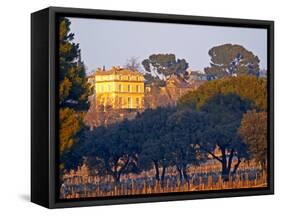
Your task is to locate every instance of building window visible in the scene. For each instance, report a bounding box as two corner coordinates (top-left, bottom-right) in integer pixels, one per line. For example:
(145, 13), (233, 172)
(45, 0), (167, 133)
(128, 84), (130, 92)
(128, 97), (131, 108)
(128, 76), (130, 81)
(136, 98), (139, 108)
(136, 85), (139, 92)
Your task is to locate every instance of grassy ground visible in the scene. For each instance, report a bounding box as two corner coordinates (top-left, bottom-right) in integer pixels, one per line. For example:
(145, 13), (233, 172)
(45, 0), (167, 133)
(60, 159), (267, 199)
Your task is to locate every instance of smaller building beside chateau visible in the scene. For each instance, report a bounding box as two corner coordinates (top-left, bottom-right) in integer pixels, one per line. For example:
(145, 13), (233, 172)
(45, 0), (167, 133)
(92, 66), (145, 110)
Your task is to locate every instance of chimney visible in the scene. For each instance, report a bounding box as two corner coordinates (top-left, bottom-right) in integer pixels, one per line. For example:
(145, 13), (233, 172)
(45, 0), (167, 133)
(102, 65), (105, 71)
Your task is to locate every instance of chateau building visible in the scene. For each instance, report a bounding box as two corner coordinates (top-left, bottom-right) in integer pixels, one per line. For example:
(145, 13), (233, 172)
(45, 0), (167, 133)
(93, 67), (144, 110)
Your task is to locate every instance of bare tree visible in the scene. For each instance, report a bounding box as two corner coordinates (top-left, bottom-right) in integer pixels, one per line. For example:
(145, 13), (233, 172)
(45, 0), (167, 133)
(124, 57), (141, 71)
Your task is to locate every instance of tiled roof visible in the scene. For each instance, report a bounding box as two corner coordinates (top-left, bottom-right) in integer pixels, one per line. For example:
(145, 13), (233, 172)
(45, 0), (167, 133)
(166, 75), (190, 88)
(95, 67), (143, 76)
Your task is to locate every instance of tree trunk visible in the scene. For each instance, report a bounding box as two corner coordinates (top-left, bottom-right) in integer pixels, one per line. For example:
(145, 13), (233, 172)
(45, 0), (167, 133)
(227, 149), (234, 177)
(183, 167), (189, 183)
(220, 148), (236, 182)
(177, 166), (183, 183)
(231, 157), (241, 177)
(112, 157), (129, 186)
(201, 144), (236, 182)
(261, 159), (266, 171)
(161, 166), (166, 187)
(112, 161), (120, 185)
(221, 147), (230, 182)
(153, 160), (160, 182)
(113, 172), (120, 185)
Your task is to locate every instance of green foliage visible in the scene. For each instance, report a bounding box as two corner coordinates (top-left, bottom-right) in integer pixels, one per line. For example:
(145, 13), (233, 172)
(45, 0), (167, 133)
(177, 76), (268, 180)
(178, 75), (267, 111)
(197, 93), (251, 180)
(72, 107), (202, 184)
(239, 110), (267, 165)
(142, 59), (151, 72)
(168, 110), (206, 181)
(59, 108), (83, 154)
(137, 107), (176, 182)
(63, 93), (266, 182)
(61, 61), (267, 183)
(59, 17), (89, 159)
(59, 17), (89, 110)
(142, 53), (189, 83)
(199, 93), (251, 151)
(85, 119), (144, 183)
(204, 44), (260, 78)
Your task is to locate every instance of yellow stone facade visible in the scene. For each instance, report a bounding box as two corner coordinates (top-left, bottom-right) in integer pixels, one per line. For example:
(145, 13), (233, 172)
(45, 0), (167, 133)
(94, 67), (144, 109)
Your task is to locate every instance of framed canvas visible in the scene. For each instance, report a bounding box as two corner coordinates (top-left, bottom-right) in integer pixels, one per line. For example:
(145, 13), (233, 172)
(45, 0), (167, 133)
(31, 6), (274, 208)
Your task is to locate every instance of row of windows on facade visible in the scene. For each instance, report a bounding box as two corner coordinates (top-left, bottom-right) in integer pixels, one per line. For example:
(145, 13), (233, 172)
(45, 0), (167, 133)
(101, 97), (143, 108)
(96, 75), (143, 81)
(98, 84), (142, 93)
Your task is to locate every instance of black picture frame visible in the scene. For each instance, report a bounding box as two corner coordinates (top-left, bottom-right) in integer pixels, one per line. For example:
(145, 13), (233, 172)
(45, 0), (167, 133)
(31, 6), (274, 208)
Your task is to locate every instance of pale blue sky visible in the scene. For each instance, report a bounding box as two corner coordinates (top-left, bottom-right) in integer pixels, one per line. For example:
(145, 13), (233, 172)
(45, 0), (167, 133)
(68, 17), (267, 74)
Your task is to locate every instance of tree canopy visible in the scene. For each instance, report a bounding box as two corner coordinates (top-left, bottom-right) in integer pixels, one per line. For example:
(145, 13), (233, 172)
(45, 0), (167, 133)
(239, 110), (267, 165)
(178, 75), (267, 111)
(59, 17), (89, 156)
(197, 93), (252, 181)
(204, 44), (260, 78)
(142, 54), (189, 84)
(137, 107), (176, 184)
(59, 17), (89, 110)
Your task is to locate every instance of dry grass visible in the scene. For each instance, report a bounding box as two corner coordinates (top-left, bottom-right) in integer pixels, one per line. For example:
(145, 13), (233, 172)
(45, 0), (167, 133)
(60, 160), (267, 199)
